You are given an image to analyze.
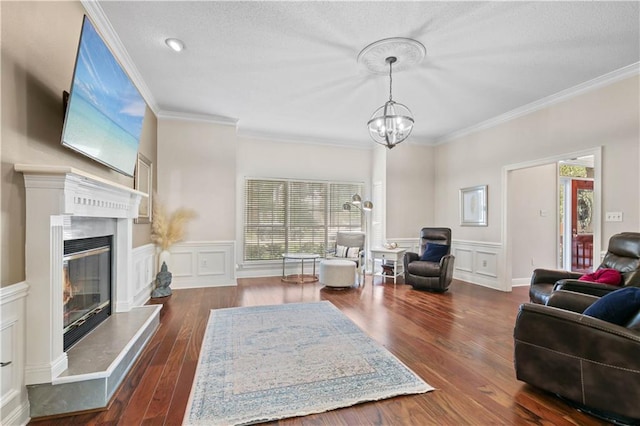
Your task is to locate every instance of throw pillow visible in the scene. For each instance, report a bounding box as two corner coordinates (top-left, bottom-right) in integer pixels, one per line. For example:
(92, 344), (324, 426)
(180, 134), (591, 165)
(578, 268), (622, 285)
(336, 244), (360, 259)
(583, 287), (640, 325)
(420, 243), (449, 263)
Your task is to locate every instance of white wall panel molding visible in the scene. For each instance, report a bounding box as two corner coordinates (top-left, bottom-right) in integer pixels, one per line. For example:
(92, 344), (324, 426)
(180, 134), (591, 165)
(0, 282), (30, 426)
(133, 244), (156, 307)
(166, 241), (237, 288)
(451, 239), (504, 291)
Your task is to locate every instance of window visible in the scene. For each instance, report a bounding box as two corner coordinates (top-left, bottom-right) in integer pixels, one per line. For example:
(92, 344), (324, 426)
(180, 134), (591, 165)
(244, 179), (363, 261)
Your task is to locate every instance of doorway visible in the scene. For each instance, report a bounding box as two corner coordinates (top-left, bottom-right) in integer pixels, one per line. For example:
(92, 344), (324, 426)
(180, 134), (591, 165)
(558, 156), (595, 273)
(502, 148), (601, 291)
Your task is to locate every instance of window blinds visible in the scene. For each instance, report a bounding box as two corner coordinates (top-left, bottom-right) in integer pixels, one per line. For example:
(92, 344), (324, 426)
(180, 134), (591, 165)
(244, 179), (363, 261)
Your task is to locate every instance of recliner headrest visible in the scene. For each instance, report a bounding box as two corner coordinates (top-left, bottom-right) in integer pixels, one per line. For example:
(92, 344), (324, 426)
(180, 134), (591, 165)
(607, 232), (640, 259)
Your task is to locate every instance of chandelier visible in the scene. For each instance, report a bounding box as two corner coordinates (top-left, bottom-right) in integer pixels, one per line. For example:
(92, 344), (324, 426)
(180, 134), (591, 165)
(358, 38), (426, 149)
(367, 57), (414, 148)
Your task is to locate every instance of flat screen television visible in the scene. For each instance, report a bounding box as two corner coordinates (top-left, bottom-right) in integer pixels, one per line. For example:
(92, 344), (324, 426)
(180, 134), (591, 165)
(61, 15), (145, 177)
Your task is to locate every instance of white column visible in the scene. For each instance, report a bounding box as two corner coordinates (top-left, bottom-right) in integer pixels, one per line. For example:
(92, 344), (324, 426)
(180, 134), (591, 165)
(114, 218), (134, 312)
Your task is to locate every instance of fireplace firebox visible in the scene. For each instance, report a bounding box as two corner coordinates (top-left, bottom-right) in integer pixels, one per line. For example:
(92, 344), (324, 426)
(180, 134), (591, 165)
(63, 235), (112, 350)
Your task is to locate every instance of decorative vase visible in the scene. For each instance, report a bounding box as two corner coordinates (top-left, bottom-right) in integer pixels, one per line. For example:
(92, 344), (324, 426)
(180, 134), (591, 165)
(158, 249), (171, 272)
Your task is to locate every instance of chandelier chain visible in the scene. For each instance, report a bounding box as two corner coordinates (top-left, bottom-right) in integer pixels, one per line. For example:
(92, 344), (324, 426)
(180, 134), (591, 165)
(388, 59), (393, 102)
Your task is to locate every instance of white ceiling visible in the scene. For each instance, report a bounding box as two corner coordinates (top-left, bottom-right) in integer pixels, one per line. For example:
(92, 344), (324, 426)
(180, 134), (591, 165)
(91, 1), (640, 147)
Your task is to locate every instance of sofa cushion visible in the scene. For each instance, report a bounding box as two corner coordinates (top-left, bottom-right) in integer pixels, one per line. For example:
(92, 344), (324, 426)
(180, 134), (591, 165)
(583, 287), (640, 325)
(420, 243), (449, 262)
(407, 260), (441, 277)
(578, 268), (622, 285)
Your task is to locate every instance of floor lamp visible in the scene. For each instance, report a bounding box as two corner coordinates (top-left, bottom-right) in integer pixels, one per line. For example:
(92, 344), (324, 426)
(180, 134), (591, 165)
(343, 194), (373, 273)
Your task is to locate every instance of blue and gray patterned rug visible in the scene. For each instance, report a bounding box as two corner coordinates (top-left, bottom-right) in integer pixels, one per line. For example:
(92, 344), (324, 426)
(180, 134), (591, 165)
(185, 301), (433, 425)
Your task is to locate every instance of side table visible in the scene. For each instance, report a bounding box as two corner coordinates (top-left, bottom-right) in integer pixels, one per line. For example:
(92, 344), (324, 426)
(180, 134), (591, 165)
(370, 247), (406, 285)
(281, 253), (320, 284)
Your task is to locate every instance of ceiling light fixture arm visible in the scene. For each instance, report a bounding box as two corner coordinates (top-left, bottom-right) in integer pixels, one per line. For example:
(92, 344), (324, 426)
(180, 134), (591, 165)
(387, 56), (396, 102)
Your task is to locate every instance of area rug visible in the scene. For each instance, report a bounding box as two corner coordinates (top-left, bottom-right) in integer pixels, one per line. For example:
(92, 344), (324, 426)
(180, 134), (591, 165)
(185, 301), (433, 425)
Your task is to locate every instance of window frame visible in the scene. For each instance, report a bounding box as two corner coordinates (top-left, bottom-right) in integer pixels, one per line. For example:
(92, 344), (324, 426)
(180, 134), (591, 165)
(243, 178), (364, 263)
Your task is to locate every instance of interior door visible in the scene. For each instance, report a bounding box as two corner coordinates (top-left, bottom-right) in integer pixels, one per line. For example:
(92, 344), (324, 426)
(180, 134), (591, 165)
(571, 179), (594, 273)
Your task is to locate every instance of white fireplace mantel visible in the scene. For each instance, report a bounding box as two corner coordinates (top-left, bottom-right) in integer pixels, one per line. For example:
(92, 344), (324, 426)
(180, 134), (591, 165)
(15, 164), (146, 218)
(16, 164), (148, 385)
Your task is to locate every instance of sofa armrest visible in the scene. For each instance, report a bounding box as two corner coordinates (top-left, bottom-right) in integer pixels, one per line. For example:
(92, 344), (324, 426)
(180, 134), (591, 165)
(440, 254), (454, 271)
(515, 303), (640, 360)
(546, 290), (599, 313)
(530, 268), (582, 285)
(553, 279), (620, 297)
(404, 251), (419, 264)
(514, 302), (640, 421)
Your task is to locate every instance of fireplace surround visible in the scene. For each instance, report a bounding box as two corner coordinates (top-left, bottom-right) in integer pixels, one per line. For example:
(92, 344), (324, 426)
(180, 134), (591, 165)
(16, 164), (161, 417)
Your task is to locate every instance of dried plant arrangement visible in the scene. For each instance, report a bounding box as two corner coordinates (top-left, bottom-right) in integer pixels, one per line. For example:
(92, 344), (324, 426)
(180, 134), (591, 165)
(151, 198), (197, 250)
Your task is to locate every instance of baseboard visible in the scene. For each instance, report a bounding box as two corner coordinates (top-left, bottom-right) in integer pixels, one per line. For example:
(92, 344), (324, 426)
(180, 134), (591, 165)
(2, 398), (30, 426)
(512, 278), (531, 287)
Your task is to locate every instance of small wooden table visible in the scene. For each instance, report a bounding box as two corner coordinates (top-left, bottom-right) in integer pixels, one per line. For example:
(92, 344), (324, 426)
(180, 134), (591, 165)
(370, 247), (406, 285)
(281, 253), (320, 284)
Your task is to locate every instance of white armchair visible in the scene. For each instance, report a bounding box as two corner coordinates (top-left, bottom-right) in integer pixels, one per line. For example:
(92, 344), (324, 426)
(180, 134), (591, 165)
(327, 231), (365, 284)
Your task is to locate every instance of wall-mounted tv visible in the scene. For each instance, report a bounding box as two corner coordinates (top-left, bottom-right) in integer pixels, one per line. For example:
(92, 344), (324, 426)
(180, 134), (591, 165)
(61, 15), (145, 177)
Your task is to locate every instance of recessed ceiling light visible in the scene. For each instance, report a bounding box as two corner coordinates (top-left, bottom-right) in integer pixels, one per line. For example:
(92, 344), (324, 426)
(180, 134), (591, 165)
(165, 38), (185, 52)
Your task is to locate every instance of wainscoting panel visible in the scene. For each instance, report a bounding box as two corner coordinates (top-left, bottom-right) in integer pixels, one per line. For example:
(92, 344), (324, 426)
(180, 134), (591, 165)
(453, 248), (473, 273)
(0, 282), (30, 426)
(452, 240), (504, 291)
(167, 241), (237, 288)
(132, 244), (156, 307)
(475, 250), (498, 278)
(197, 251), (227, 276)
(171, 252), (195, 278)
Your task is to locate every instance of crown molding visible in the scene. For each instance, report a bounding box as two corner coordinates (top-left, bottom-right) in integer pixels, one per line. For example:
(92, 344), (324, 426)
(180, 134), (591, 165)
(236, 128), (372, 151)
(81, 1), (159, 115)
(157, 110), (239, 126)
(435, 62), (640, 145)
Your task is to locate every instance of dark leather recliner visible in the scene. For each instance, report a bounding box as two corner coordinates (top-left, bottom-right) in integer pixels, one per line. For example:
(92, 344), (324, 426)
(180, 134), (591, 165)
(514, 290), (640, 424)
(403, 227), (455, 292)
(529, 232), (640, 304)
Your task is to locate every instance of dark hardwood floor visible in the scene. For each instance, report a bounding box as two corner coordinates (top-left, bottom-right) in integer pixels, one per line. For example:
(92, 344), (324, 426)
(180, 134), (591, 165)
(32, 277), (609, 425)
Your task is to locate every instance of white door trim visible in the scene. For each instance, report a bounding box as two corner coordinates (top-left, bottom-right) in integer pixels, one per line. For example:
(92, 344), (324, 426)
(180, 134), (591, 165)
(501, 146), (602, 291)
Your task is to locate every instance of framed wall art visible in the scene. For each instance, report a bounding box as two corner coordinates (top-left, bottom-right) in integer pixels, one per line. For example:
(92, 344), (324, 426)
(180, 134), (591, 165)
(460, 185), (487, 226)
(134, 153), (152, 224)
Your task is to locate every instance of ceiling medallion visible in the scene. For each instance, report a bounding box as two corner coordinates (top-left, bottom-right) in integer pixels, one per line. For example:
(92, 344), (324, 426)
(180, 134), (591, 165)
(357, 37), (426, 75)
(358, 38), (425, 149)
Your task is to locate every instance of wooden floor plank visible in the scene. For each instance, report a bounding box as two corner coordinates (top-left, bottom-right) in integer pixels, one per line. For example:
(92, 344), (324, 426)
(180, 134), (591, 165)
(30, 277), (610, 426)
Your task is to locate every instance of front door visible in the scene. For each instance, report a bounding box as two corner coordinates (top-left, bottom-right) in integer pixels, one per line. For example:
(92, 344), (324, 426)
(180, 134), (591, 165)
(571, 179), (594, 273)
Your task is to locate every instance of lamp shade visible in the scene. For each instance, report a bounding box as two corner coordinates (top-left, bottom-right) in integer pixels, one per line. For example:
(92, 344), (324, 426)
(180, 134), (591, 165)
(362, 201), (373, 211)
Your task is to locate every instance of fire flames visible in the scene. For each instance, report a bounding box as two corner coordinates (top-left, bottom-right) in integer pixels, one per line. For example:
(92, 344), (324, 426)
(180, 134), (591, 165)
(63, 267), (74, 306)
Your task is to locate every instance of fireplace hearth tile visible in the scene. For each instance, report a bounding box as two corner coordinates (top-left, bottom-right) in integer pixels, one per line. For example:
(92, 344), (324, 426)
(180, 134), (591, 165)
(59, 306), (158, 378)
(27, 305), (161, 418)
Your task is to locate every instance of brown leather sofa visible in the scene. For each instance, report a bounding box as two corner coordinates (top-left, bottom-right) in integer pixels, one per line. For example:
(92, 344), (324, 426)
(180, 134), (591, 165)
(529, 232), (640, 304)
(403, 227), (454, 292)
(514, 290), (640, 424)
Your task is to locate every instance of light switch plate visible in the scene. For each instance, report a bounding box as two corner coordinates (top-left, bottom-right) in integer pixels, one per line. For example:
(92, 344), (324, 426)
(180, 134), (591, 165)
(605, 211), (623, 222)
